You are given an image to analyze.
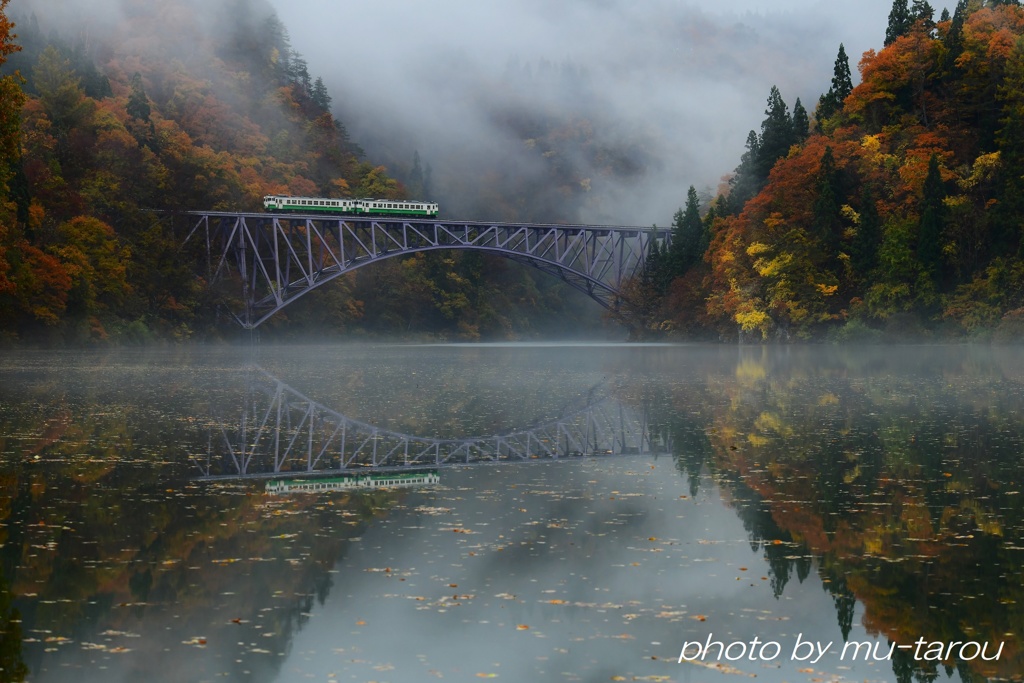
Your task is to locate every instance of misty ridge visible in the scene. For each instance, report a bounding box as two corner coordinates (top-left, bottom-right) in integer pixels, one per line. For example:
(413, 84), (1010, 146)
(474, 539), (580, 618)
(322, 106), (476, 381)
(274, 0), (879, 226)
(8, 0), (906, 226)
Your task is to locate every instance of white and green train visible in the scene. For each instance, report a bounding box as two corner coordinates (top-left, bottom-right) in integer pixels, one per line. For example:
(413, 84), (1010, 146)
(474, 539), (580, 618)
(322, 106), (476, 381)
(265, 469), (440, 495)
(263, 195), (439, 218)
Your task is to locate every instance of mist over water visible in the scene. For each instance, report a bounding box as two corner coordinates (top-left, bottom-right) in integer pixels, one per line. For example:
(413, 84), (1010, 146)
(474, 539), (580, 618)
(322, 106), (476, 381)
(1, 343), (1021, 681)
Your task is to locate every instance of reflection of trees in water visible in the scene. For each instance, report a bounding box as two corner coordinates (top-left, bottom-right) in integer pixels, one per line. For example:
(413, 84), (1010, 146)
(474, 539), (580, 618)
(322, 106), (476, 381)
(642, 347), (1024, 683)
(0, 378), (406, 683)
(0, 567), (26, 683)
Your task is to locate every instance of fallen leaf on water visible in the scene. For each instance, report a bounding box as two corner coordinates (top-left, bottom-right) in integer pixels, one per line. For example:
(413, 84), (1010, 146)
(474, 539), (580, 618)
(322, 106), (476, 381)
(516, 624), (529, 630)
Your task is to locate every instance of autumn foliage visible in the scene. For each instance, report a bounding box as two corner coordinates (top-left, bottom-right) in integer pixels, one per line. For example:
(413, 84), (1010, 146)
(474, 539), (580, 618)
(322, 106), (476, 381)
(639, 1), (1024, 342)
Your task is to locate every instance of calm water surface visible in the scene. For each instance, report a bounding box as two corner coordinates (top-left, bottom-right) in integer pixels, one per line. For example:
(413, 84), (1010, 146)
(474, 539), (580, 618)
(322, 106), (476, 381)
(0, 344), (1023, 683)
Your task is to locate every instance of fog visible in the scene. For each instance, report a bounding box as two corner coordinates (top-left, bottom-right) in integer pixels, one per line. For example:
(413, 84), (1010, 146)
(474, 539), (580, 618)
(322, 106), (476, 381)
(269, 0), (956, 225)
(13, 0), (957, 226)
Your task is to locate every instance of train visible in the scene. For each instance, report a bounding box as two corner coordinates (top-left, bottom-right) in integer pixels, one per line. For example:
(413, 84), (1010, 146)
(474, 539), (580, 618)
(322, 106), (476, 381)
(264, 469), (440, 495)
(263, 194), (439, 218)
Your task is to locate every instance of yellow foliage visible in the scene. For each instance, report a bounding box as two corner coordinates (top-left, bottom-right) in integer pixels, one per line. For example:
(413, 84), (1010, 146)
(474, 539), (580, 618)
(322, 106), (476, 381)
(957, 151), (1001, 190)
(816, 283), (839, 296)
(747, 434), (771, 447)
(754, 411), (784, 433)
(735, 308), (770, 335)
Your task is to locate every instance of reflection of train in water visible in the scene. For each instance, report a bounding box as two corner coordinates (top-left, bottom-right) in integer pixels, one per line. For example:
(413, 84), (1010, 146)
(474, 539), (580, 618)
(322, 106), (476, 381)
(263, 195), (439, 218)
(265, 469), (440, 495)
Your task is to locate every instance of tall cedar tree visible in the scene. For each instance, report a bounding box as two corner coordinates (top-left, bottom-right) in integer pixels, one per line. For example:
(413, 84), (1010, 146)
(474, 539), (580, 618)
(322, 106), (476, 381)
(756, 86), (794, 183)
(851, 186), (881, 279)
(880, 0), (913, 45)
(727, 130), (761, 215)
(817, 44), (853, 124)
(994, 37), (1024, 255)
(918, 153), (947, 284)
(885, 0), (912, 46)
(670, 186), (703, 275)
(126, 72), (150, 122)
(812, 146), (843, 263)
(911, 0), (935, 28)
(792, 98), (810, 139)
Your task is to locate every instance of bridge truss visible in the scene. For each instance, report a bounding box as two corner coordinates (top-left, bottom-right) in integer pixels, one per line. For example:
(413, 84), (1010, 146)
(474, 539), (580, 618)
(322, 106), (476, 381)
(184, 212), (668, 328)
(192, 369), (670, 481)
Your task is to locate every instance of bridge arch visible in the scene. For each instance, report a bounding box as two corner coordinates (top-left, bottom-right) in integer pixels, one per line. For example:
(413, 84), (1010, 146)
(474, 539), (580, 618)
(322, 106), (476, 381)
(185, 213), (668, 329)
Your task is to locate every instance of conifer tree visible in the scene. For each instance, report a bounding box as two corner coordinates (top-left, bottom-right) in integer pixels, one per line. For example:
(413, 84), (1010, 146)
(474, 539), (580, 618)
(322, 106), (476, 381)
(918, 154), (946, 283)
(408, 150), (425, 198)
(851, 186), (881, 278)
(727, 130), (761, 215)
(126, 72), (151, 123)
(311, 77), (331, 112)
(670, 186), (703, 275)
(911, 0), (935, 28)
(792, 98), (810, 140)
(885, 0), (912, 45)
(756, 86), (794, 183)
(942, 0), (969, 76)
(993, 37), (1024, 255)
(812, 146), (843, 260)
(940, 7), (950, 21)
(817, 44), (853, 124)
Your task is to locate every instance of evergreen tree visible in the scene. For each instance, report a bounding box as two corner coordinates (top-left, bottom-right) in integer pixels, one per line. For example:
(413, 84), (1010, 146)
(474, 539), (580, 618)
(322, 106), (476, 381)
(941, 0), (969, 76)
(670, 185), (703, 275)
(126, 71), (151, 123)
(830, 44), (853, 103)
(792, 98), (809, 140)
(700, 199), (719, 256)
(817, 44), (853, 124)
(918, 153), (947, 283)
(993, 37), (1024, 255)
(885, 0), (912, 45)
(939, 7), (950, 21)
(756, 86), (794, 183)
(812, 146), (843, 260)
(727, 130), (761, 215)
(311, 76), (331, 112)
(423, 162), (434, 199)
(408, 150), (424, 198)
(911, 0), (935, 29)
(641, 233), (671, 294)
(851, 186), (881, 278)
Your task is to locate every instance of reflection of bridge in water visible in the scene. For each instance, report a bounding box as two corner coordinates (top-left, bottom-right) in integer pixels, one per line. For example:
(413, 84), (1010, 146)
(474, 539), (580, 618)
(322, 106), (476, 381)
(193, 369), (669, 480)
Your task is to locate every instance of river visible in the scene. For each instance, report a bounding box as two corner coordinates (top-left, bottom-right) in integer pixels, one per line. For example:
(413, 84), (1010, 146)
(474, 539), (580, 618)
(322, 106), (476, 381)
(0, 343), (1021, 682)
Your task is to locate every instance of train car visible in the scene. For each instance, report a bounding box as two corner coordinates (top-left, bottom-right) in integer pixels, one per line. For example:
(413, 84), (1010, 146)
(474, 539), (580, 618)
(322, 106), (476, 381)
(265, 469), (440, 495)
(263, 195), (439, 218)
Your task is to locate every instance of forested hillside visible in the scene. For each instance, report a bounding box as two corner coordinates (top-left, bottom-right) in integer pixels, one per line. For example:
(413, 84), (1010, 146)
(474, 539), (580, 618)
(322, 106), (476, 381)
(639, 0), (1024, 342)
(0, 0), (601, 344)
(4, 0), (1024, 343)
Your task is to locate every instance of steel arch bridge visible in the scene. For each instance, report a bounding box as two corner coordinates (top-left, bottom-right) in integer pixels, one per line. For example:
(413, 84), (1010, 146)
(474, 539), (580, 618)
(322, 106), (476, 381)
(192, 368), (670, 481)
(184, 212), (669, 329)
